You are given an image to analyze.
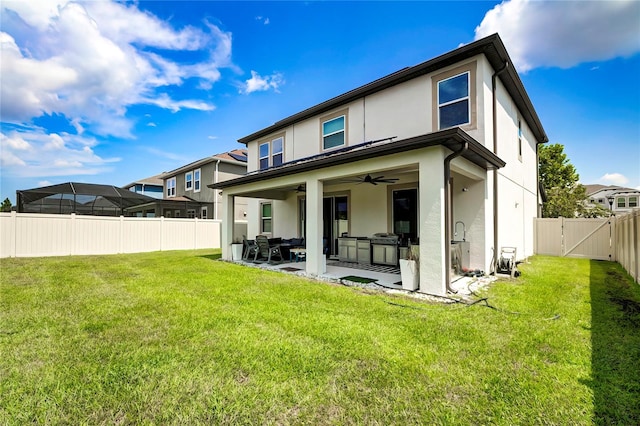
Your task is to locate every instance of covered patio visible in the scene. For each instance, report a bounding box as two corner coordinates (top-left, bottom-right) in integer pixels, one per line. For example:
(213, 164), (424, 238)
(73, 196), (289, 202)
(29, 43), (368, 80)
(213, 129), (505, 296)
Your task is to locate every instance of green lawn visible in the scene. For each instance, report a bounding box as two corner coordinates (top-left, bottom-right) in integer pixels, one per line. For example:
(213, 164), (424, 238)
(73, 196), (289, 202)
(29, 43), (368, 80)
(1, 251), (638, 425)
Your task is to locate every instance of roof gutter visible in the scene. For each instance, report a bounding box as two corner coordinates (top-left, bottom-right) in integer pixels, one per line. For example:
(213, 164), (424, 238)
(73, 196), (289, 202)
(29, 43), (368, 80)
(444, 141), (468, 293)
(491, 61), (509, 274)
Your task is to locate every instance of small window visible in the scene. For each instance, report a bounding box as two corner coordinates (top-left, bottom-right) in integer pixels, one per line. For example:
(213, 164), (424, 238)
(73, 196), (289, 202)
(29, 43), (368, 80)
(438, 72), (470, 129)
(185, 171), (193, 191)
(174, 210), (181, 217)
(598, 198), (604, 204)
(517, 119), (523, 161)
(194, 169), (201, 192)
(187, 209), (196, 218)
(259, 142), (269, 170)
(166, 177), (176, 197)
(201, 206), (208, 219)
(272, 137), (283, 167)
(617, 197), (626, 208)
(323, 115), (345, 150)
(629, 197), (638, 208)
(261, 202), (272, 234)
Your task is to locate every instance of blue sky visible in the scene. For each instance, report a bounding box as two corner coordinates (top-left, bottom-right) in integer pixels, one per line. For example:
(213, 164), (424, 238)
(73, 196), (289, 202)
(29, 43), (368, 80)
(1, 0), (639, 204)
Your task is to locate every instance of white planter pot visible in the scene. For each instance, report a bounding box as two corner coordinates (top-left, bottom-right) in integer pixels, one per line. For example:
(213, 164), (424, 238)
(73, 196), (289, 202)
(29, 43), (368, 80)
(231, 243), (243, 261)
(399, 259), (419, 291)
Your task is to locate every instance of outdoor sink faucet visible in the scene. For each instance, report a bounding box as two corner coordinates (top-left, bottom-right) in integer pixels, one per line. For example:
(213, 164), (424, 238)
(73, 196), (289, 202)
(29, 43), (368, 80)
(454, 221), (466, 241)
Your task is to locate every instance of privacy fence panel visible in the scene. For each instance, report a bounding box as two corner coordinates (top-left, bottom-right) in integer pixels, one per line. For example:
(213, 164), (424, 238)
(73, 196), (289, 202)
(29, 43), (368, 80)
(535, 212), (638, 283)
(0, 212), (221, 258)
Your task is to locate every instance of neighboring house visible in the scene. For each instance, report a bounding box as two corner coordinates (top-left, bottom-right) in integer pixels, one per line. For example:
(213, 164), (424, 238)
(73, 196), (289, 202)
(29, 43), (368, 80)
(127, 149), (249, 220)
(212, 34), (548, 296)
(585, 184), (640, 214)
(122, 174), (165, 199)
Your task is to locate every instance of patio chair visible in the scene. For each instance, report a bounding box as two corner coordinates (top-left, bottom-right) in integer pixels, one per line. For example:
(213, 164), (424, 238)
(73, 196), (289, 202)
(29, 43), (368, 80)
(254, 235), (284, 263)
(242, 239), (258, 261)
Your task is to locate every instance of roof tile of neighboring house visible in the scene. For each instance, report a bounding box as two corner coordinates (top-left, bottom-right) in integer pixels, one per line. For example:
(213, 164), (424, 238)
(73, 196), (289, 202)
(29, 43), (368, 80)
(164, 149), (248, 177)
(122, 173), (166, 189)
(585, 184), (638, 196)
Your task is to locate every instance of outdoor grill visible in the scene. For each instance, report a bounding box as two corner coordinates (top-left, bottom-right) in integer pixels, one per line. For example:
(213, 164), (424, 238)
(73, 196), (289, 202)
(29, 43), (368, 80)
(370, 233), (399, 245)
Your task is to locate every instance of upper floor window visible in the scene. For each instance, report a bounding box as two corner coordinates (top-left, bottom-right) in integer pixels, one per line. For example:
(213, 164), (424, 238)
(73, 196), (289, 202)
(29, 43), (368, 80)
(259, 136), (285, 170)
(629, 197), (638, 208)
(185, 171), (193, 191)
(617, 197), (626, 208)
(438, 71), (470, 129)
(166, 177), (176, 197)
(517, 118), (523, 161)
(323, 115), (345, 150)
(272, 137), (283, 167)
(194, 169), (201, 192)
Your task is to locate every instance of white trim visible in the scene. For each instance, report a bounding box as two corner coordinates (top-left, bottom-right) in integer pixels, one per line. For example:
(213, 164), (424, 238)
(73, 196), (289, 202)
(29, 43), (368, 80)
(194, 168), (201, 192)
(166, 177), (176, 198)
(201, 206), (208, 219)
(185, 171), (193, 191)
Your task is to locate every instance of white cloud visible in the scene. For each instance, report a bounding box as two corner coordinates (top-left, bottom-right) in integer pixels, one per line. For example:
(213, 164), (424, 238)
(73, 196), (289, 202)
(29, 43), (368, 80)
(475, 0), (640, 72)
(0, 128), (120, 178)
(241, 71), (284, 94)
(255, 16), (270, 25)
(207, 135), (218, 140)
(38, 180), (53, 187)
(147, 122), (157, 127)
(1, 1), (232, 138)
(599, 173), (629, 186)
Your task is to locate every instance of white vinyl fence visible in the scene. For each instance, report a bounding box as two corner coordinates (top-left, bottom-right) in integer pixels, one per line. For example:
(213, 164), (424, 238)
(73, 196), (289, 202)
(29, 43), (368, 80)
(0, 212), (228, 258)
(534, 210), (639, 283)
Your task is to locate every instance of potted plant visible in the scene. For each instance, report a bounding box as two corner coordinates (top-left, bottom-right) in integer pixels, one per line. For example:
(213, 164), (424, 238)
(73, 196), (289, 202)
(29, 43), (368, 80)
(399, 243), (419, 291)
(231, 238), (244, 261)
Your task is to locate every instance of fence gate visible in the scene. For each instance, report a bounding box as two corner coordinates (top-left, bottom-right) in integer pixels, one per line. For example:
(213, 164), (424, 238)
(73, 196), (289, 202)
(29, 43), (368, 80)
(535, 217), (615, 261)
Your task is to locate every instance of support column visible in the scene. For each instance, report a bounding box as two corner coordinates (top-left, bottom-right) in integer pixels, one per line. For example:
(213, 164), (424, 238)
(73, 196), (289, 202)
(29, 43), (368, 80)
(418, 149), (447, 295)
(221, 192), (235, 260)
(305, 178), (323, 275)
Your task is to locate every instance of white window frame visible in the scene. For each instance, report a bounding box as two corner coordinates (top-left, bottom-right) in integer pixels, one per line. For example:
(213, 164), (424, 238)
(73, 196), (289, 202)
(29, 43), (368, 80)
(437, 71), (470, 130)
(166, 177), (176, 198)
(617, 197), (626, 208)
(201, 206), (208, 219)
(194, 168), (201, 192)
(260, 202), (272, 235)
(322, 115), (346, 150)
(185, 171), (193, 191)
(271, 137), (283, 167)
(629, 197), (638, 208)
(259, 142), (270, 170)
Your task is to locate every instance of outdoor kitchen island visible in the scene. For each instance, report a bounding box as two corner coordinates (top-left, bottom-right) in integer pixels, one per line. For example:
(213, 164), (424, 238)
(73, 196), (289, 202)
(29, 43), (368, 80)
(338, 234), (403, 266)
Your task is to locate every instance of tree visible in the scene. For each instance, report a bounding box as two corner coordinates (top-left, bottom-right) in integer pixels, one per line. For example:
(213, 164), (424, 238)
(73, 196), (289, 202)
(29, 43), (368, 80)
(0, 198), (12, 212)
(539, 143), (586, 218)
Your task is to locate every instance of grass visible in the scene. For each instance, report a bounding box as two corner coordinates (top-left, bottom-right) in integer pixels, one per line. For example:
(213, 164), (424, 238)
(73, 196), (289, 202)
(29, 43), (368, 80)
(1, 251), (638, 425)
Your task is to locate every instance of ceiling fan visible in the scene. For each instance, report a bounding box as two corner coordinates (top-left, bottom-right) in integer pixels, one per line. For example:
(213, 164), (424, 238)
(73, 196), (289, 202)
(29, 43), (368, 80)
(344, 174), (399, 185)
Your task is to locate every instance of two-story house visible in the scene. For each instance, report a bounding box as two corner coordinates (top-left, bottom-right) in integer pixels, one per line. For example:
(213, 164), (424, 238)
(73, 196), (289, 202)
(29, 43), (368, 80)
(127, 149), (249, 220)
(212, 34), (548, 296)
(123, 174), (165, 199)
(585, 184), (640, 214)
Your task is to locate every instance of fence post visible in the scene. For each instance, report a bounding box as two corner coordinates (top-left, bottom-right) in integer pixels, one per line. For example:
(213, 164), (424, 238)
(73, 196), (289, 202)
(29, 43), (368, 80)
(10, 211), (17, 258)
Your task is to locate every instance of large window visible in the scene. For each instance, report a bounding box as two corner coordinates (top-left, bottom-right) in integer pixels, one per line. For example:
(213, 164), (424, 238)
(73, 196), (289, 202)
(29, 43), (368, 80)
(261, 203), (272, 234)
(617, 197), (626, 208)
(629, 197), (638, 208)
(185, 171), (193, 191)
(438, 72), (470, 129)
(166, 177), (176, 197)
(194, 169), (201, 192)
(323, 115), (345, 150)
(259, 136), (284, 170)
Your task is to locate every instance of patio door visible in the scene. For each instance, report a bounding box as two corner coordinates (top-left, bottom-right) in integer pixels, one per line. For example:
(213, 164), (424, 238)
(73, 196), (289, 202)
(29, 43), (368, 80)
(323, 196), (348, 257)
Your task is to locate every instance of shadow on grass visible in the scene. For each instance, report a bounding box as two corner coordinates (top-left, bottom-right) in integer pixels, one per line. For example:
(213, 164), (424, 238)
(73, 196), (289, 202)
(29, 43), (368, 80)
(589, 260), (640, 424)
(199, 253), (222, 261)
